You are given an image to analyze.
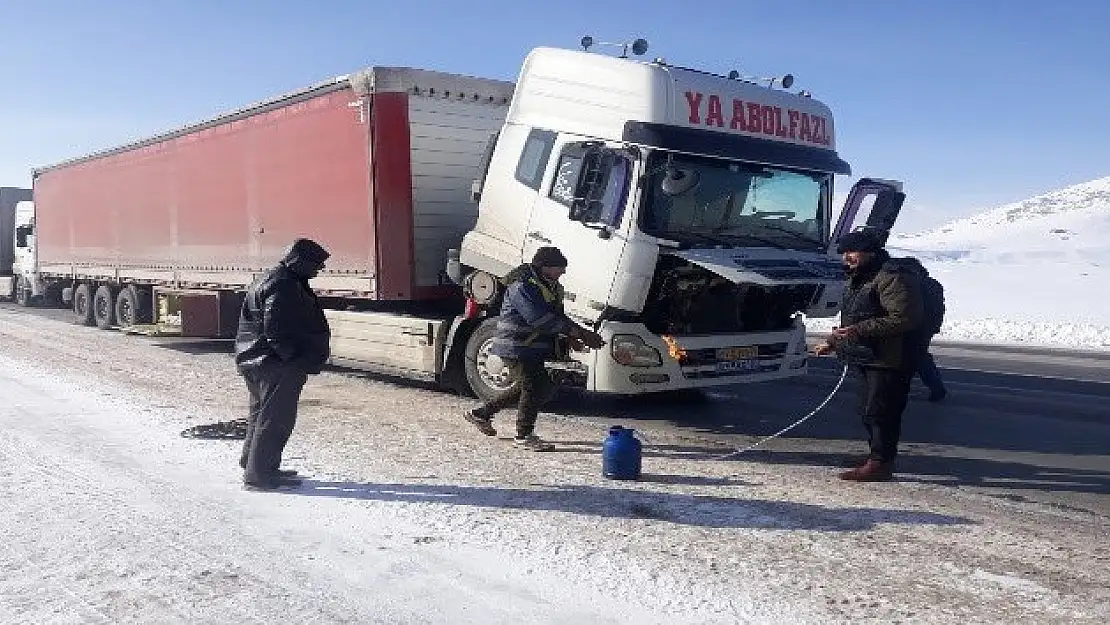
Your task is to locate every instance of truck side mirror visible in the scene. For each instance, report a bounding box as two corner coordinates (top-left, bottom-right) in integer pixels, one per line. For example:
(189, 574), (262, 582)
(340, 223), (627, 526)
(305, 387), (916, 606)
(569, 148), (610, 223)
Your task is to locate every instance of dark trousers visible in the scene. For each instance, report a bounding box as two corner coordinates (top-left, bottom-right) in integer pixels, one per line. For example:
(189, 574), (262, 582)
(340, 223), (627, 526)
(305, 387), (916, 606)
(855, 366), (913, 462)
(914, 335), (946, 393)
(239, 360), (308, 482)
(472, 358), (553, 438)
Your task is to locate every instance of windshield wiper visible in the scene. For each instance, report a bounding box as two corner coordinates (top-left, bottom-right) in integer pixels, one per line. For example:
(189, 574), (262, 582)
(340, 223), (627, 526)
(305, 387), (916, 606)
(713, 224), (815, 250)
(706, 228), (788, 250)
(653, 230), (736, 247)
(757, 223), (823, 248)
(731, 233), (789, 250)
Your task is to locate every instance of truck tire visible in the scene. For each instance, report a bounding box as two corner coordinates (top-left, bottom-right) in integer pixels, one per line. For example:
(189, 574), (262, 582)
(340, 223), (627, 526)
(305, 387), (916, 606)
(463, 316), (519, 403)
(73, 283), (95, 326)
(46, 284), (65, 308)
(438, 317), (483, 396)
(14, 277), (35, 308)
(43, 284), (64, 308)
(93, 285), (116, 330)
(114, 285), (151, 328)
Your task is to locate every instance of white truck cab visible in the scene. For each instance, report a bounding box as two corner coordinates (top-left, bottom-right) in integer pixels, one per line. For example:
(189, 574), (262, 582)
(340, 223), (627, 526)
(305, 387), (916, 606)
(1, 200), (40, 306)
(456, 45), (903, 398)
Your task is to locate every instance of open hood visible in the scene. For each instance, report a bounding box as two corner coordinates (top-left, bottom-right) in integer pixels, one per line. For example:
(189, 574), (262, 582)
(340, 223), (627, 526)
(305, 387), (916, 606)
(666, 247), (846, 286)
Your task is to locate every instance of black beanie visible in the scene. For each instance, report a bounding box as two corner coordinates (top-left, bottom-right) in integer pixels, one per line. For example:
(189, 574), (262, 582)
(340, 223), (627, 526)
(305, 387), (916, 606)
(836, 230), (884, 254)
(282, 238), (330, 266)
(532, 246), (568, 268)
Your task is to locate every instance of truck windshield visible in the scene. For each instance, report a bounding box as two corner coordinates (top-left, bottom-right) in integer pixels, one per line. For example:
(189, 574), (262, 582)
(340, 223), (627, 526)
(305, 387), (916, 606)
(639, 152), (829, 251)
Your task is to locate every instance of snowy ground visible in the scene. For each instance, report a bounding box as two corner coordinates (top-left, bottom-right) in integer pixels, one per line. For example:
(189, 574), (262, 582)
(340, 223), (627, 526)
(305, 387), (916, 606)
(2, 306), (1109, 624)
(811, 176), (1110, 350)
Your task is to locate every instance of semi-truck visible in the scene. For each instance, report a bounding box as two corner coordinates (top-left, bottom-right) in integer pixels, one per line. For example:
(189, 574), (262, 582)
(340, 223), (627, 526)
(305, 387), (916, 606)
(3, 39), (904, 400)
(0, 186), (34, 305)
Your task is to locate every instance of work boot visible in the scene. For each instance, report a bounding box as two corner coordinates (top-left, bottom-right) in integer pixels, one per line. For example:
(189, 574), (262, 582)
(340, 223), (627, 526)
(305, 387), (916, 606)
(240, 459), (297, 477)
(464, 410), (497, 436)
(838, 459), (894, 482)
(513, 435), (555, 452)
(838, 454), (871, 468)
(243, 474), (303, 491)
(928, 387), (948, 402)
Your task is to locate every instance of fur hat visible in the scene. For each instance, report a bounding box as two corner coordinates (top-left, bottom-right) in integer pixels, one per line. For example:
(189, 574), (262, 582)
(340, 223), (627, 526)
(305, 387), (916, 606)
(836, 230), (884, 254)
(281, 238), (330, 278)
(282, 238), (330, 265)
(531, 246), (568, 268)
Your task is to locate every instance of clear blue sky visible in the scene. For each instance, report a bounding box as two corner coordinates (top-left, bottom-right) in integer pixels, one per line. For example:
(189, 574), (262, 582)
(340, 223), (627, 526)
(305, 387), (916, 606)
(1, 0), (1107, 232)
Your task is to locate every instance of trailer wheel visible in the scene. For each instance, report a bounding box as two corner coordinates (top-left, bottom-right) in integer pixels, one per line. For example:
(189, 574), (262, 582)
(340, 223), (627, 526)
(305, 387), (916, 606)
(114, 286), (150, 328)
(14, 277), (35, 308)
(93, 285), (116, 330)
(463, 316), (519, 403)
(73, 283), (95, 326)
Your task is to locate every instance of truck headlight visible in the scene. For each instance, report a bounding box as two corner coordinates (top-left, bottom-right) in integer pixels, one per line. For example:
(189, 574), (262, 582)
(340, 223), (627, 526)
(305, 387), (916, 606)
(610, 334), (663, 367)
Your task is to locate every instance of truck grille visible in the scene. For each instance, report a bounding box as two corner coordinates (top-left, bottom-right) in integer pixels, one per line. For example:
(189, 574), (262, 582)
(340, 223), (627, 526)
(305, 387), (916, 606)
(677, 341), (791, 379)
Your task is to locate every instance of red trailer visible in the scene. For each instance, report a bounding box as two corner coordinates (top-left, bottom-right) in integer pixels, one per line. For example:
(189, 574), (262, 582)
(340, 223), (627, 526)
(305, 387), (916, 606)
(30, 66), (513, 382)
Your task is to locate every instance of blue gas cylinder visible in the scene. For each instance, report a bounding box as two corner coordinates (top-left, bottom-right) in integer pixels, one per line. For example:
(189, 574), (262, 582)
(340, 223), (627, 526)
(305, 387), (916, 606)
(602, 426), (642, 480)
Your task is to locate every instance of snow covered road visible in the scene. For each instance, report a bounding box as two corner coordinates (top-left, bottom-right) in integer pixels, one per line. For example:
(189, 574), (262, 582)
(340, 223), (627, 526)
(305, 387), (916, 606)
(2, 304), (1109, 624)
(0, 356), (661, 624)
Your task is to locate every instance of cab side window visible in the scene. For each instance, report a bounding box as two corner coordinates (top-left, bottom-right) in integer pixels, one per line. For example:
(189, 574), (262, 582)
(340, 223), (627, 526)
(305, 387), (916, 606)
(514, 129), (556, 191)
(15, 225), (32, 248)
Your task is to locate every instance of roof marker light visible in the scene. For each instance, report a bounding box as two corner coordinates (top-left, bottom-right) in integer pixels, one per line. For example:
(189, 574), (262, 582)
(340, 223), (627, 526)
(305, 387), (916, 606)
(577, 35), (649, 58)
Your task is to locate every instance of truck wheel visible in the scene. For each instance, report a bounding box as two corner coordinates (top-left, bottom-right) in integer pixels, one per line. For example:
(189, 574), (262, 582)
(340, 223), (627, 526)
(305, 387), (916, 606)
(93, 285), (116, 330)
(463, 316), (519, 403)
(43, 284), (64, 308)
(114, 286), (150, 328)
(14, 277), (35, 308)
(73, 283), (95, 326)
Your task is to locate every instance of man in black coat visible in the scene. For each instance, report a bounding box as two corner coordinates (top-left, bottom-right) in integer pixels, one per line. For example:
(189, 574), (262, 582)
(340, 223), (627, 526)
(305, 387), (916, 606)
(235, 238), (332, 490)
(814, 230), (924, 481)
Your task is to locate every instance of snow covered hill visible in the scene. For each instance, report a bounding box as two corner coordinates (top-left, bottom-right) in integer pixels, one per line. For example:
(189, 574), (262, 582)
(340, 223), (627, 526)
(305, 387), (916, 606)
(893, 175), (1110, 264)
(811, 175), (1110, 349)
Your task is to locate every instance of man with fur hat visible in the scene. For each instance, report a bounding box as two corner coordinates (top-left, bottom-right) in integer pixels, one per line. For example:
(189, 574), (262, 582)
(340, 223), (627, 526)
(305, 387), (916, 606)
(464, 246), (605, 451)
(235, 238), (332, 490)
(814, 229), (924, 481)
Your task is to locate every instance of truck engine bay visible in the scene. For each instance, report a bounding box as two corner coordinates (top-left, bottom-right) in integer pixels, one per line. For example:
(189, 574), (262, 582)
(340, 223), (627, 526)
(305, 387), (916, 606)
(639, 254), (820, 336)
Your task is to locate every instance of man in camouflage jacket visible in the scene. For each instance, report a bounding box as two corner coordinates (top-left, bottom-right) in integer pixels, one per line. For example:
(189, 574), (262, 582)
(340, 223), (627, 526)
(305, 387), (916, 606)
(464, 246), (604, 451)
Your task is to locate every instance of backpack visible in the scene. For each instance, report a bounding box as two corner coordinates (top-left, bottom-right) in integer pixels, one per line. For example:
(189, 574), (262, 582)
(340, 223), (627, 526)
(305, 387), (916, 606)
(921, 274), (945, 335)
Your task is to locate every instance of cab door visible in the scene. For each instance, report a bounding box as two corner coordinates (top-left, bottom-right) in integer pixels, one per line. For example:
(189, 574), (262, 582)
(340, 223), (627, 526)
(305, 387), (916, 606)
(521, 137), (636, 325)
(828, 177), (905, 253)
(805, 178), (905, 317)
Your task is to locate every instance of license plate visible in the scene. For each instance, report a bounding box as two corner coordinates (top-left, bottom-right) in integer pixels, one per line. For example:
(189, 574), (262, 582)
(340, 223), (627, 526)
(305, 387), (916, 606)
(716, 359), (760, 373)
(716, 346), (759, 360)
